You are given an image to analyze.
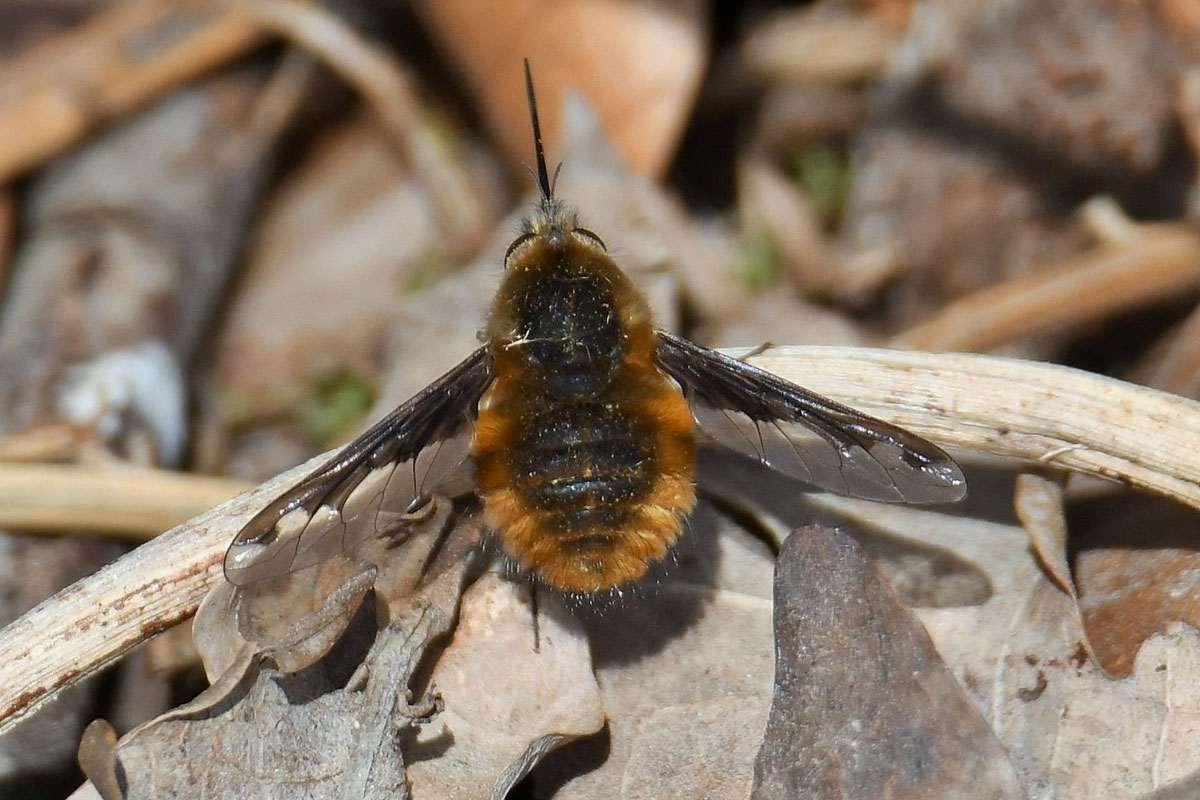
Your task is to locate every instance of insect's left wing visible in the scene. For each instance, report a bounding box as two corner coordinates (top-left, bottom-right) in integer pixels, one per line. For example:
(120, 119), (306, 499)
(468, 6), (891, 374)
(224, 347), (494, 586)
(654, 331), (966, 504)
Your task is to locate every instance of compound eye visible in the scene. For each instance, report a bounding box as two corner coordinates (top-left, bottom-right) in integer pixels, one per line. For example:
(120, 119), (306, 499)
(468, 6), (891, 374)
(504, 233), (535, 268)
(573, 227), (606, 252)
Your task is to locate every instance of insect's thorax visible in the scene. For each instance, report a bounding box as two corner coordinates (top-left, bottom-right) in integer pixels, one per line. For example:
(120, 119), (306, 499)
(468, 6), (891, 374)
(485, 234), (656, 393)
(472, 235), (697, 591)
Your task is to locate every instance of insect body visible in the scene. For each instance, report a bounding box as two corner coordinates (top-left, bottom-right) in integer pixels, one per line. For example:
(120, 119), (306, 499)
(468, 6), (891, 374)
(224, 63), (966, 593)
(474, 205), (697, 591)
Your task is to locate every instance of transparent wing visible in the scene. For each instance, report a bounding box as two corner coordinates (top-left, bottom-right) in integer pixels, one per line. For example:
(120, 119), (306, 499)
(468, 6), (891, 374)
(654, 331), (966, 504)
(224, 347), (493, 585)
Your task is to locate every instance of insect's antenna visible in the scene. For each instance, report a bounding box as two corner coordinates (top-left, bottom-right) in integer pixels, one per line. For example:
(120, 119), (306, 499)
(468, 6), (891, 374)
(523, 58), (554, 204)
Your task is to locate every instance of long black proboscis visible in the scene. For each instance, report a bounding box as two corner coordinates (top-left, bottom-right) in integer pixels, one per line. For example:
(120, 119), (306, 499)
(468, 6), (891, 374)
(523, 58), (554, 202)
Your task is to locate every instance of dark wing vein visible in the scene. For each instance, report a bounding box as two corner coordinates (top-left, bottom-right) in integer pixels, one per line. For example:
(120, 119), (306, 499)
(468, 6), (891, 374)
(224, 347), (493, 585)
(653, 331), (966, 504)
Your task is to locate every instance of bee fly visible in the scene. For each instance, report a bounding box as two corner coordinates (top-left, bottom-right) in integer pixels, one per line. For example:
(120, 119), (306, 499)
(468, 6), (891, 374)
(224, 62), (966, 594)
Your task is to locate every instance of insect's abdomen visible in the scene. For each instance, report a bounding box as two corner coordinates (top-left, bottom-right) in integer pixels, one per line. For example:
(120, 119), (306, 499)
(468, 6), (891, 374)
(473, 375), (695, 592)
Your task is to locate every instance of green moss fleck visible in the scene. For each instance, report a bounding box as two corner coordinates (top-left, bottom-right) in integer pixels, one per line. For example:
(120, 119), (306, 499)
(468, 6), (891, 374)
(734, 229), (780, 292)
(300, 370), (376, 446)
(793, 144), (851, 227)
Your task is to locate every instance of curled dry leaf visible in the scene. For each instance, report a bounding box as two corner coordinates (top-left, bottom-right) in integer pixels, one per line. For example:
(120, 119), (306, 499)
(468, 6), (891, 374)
(77, 719), (121, 800)
(414, 0), (707, 177)
(1011, 471), (1102, 677)
(1013, 471), (1074, 597)
(753, 525), (1024, 799)
(84, 504), (481, 799)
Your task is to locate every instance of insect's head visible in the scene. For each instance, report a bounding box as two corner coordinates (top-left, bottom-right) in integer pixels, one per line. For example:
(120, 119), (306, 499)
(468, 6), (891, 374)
(504, 60), (607, 270)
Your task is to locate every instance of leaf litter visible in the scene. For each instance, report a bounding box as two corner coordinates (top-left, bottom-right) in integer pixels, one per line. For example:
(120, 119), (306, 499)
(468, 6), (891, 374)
(1, 1), (1200, 798)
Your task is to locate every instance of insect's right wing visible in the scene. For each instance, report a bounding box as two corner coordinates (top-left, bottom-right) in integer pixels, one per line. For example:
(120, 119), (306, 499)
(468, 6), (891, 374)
(654, 331), (966, 504)
(224, 347), (493, 586)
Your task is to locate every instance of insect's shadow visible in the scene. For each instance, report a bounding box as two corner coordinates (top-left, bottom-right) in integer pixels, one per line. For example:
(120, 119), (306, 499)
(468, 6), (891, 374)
(544, 499), (729, 669)
(697, 448), (994, 609)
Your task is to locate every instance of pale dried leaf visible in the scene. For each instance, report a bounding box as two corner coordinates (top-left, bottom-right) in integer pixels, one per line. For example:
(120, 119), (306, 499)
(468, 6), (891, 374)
(817, 496), (1200, 798)
(534, 501), (776, 798)
(406, 575), (605, 800)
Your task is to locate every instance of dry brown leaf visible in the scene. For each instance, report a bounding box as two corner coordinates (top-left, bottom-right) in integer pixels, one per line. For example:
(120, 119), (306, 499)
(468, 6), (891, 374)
(754, 524), (1024, 799)
(77, 719), (121, 800)
(803, 496), (1200, 797)
(1012, 472), (1105, 682)
(89, 610), (438, 799)
(83, 506), (480, 798)
(1074, 495), (1200, 678)
(414, 0), (706, 177)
